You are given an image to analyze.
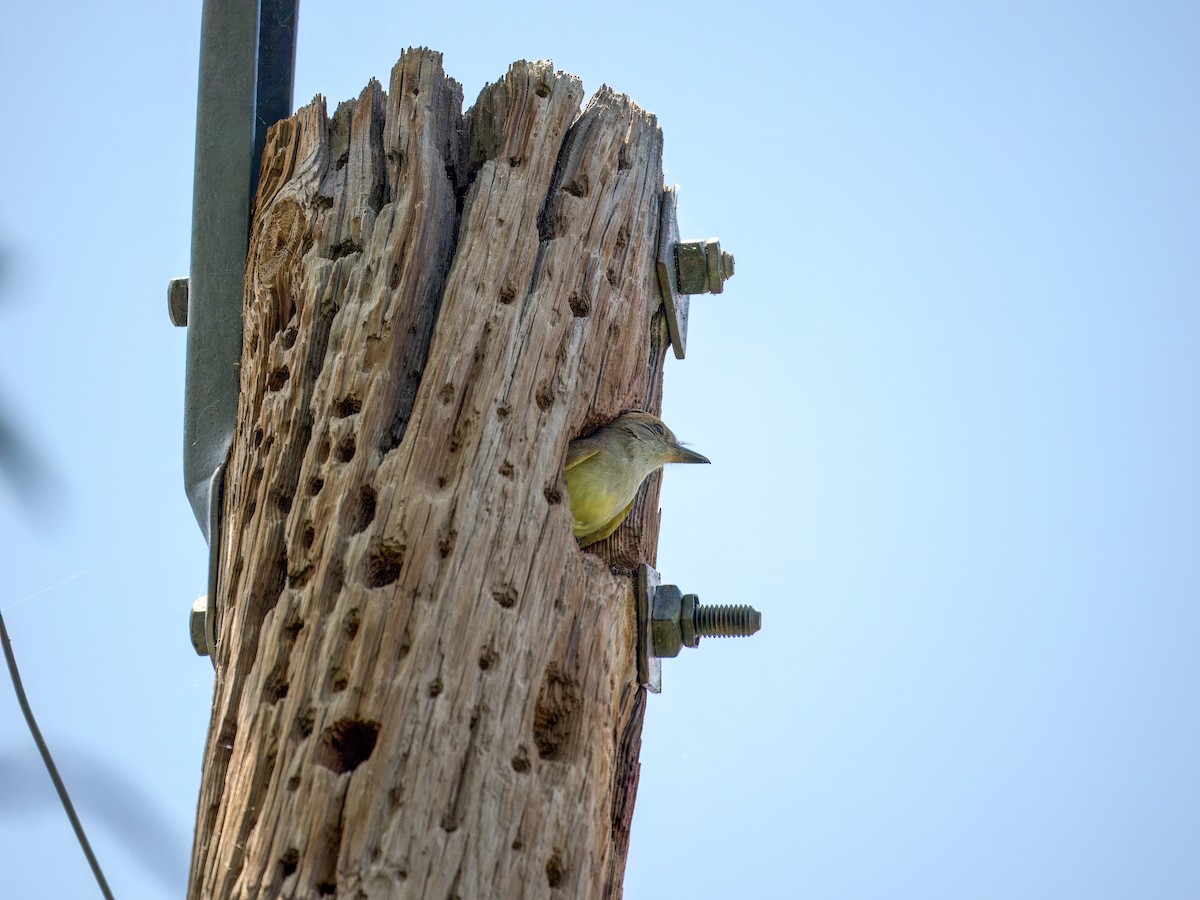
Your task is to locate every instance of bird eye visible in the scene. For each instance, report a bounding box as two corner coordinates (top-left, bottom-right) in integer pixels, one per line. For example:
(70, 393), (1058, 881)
(652, 424), (665, 436)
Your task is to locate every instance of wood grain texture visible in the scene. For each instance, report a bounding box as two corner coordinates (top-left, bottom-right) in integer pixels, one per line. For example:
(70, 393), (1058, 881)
(188, 49), (668, 899)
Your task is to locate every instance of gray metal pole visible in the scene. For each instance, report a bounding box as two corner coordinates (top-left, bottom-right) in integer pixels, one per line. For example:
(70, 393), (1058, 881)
(181, 1), (296, 658)
(183, 0), (297, 541)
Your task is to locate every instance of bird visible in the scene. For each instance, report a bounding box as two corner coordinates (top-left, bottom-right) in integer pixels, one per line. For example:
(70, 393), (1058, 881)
(564, 411), (709, 547)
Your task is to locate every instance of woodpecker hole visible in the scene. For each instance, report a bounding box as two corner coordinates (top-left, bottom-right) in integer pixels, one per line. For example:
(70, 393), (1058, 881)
(366, 542), (404, 587)
(546, 851), (566, 889)
(279, 848), (299, 879)
(267, 367), (290, 392)
(314, 718), (380, 774)
(350, 485), (376, 534)
(533, 664), (579, 760)
(492, 585), (518, 609)
(335, 434), (356, 463)
(334, 394), (362, 418)
(567, 292), (590, 317)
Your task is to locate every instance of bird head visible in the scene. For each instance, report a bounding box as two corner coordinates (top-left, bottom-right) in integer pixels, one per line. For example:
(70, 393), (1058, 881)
(610, 411), (710, 469)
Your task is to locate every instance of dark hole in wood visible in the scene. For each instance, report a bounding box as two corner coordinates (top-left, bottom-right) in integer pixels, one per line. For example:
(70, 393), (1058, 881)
(335, 434), (356, 463)
(315, 718), (380, 774)
(279, 848), (299, 879)
(350, 485), (376, 534)
(546, 851), (565, 888)
(334, 394), (362, 418)
(568, 292), (590, 317)
(267, 367), (290, 391)
(366, 543), (404, 587)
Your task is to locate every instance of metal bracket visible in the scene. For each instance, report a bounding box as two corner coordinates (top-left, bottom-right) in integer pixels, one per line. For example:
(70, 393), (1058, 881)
(174, 0), (298, 662)
(655, 187), (687, 361)
(654, 187), (735, 360)
(636, 564), (664, 694)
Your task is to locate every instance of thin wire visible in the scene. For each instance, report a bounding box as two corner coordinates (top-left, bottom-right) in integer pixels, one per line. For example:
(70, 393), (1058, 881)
(0, 609), (115, 900)
(1, 568), (90, 612)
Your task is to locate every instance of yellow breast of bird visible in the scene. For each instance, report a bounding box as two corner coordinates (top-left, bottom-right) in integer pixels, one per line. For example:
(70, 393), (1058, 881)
(566, 474), (624, 533)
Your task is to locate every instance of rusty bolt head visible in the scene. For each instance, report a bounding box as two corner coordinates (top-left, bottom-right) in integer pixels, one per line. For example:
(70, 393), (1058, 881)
(650, 583), (684, 658)
(190, 595), (210, 656)
(168, 277), (189, 327)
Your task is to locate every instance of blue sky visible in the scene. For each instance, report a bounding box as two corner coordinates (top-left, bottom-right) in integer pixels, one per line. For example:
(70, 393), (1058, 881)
(1, 1), (1198, 897)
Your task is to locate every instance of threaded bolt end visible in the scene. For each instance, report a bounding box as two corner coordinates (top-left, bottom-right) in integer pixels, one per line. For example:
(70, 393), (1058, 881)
(693, 604), (761, 638)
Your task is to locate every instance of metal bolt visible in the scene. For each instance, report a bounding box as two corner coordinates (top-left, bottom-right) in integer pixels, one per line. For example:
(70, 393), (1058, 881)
(675, 238), (734, 295)
(190, 595), (210, 656)
(650, 583), (761, 659)
(168, 276), (189, 327)
(693, 600), (760, 638)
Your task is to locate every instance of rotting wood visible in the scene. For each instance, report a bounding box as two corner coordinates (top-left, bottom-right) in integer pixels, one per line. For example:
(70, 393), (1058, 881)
(188, 48), (671, 900)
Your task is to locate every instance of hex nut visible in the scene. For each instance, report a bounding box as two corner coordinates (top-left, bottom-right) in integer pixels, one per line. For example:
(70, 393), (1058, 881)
(190, 595), (210, 656)
(675, 240), (734, 295)
(704, 241), (733, 294)
(650, 584), (684, 659)
(675, 242), (710, 295)
(679, 593), (700, 648)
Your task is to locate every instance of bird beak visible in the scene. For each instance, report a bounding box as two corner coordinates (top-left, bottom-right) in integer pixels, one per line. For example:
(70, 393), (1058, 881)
(667, 444), (710, 465)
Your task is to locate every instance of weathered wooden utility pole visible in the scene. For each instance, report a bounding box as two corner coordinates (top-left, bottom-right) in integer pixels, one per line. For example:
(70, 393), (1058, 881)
(189, 49), (679, 898)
